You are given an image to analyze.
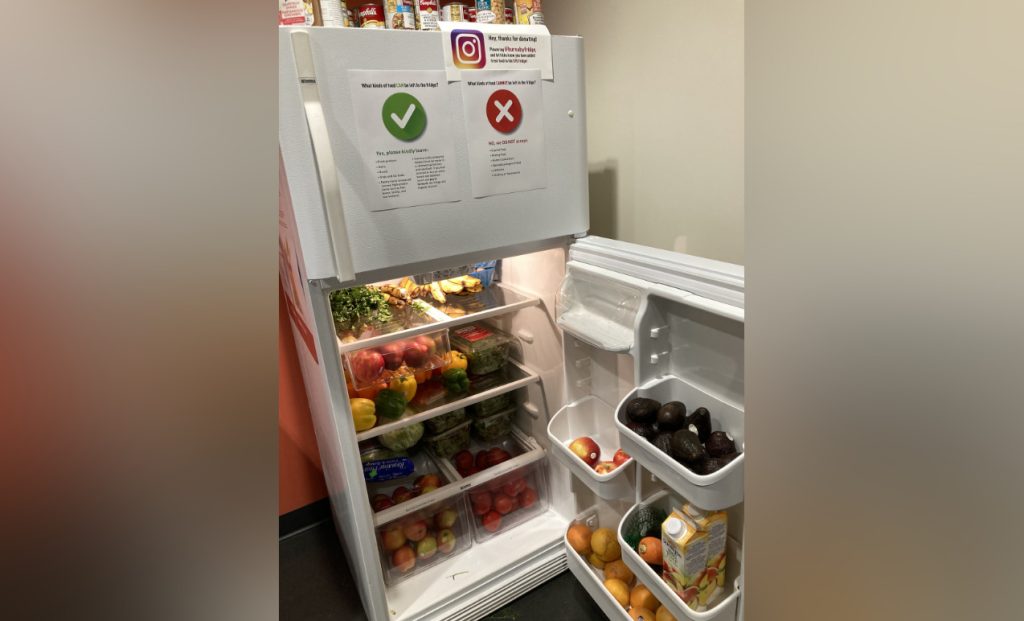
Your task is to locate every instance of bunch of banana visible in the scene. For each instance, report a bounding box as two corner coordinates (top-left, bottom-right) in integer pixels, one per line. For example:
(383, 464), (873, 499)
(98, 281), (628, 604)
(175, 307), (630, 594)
(394, 275), (485, 305)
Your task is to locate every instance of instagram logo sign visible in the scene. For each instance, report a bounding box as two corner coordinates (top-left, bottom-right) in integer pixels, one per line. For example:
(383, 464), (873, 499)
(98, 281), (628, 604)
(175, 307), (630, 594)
(451, 30), (486, 70)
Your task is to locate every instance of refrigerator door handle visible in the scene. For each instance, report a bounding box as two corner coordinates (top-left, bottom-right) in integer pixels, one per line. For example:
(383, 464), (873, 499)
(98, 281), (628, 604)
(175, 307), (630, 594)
(290, 31), (356, 284)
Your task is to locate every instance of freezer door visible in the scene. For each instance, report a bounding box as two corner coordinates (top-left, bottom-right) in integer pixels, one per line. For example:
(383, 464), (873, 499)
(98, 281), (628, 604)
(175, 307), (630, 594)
(279, 27), (589, 285)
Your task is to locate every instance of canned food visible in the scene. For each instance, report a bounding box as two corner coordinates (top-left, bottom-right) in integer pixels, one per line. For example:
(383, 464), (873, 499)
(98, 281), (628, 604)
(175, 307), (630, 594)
(319, 0), (346, 26)
(384, 0), (415, 29)
(279, 0), (317, 26)
(414, 0), (440, 30)
(344, 6), (355, 26)
(467, 6), (477, 22)
(358, 2), (385, 28)
(504, 6), (514, 23)
(440, 1), (468, 22)
(513, 0), (544, 24)
(474, 0), (505, 24)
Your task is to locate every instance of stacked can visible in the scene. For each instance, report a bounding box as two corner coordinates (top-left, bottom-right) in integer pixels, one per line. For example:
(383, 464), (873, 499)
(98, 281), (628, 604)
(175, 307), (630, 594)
(440, 1), (469, 22)
(467, 5), (477, 21)
(384, 0), (415, 29)
(358, 3), (386, 28)
(414, 0), (440, 29)
(504, 6), (514, 23)
(474, 0), (505, 24)
(513, 0), (543, 24)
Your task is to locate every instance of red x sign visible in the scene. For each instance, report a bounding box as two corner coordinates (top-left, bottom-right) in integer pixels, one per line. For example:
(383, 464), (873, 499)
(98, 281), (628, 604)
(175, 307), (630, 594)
(486, 89), (522, 133)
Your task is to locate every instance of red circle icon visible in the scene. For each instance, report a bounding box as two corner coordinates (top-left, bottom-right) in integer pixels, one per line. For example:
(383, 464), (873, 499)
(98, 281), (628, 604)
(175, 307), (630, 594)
(486, 89), (522, 133)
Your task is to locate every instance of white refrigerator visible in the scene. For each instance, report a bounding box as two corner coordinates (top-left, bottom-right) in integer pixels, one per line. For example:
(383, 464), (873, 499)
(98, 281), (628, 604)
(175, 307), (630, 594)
(279, 27), (744, 621)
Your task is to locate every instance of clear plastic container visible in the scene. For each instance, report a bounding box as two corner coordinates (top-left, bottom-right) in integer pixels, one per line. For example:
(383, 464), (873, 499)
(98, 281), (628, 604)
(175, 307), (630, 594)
(343, 328), (451, 390)
(471, 407), (515, 442)
(424, 408), (467, 435)
(366, 448), (450, 512)
(449, 323), (516, 376)
(440, 428), (533, 478)
(423, 419), (472, 459)
(466, 459), (548, 543)
(468, 393), (514, 419)
(376, 495), (473, 586)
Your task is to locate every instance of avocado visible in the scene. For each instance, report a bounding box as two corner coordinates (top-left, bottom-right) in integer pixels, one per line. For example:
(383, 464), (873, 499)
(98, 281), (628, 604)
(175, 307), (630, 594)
(656, 401), (687, 431)
(702, 451), (738, 474)
(706, 430), (737, 457)
(625, 397), (660, 424)
(626, 420), (658, 440)
(685, 407), (712, 443)
(670, 429), (707, 465)
(653, 432), (674, 455)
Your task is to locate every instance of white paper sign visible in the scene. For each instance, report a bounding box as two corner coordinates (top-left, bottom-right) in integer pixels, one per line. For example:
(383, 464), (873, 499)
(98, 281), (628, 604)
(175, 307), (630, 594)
(347, 70), (459, 211)
(439, 22), (553, 81)
(461, 70), (547, 198)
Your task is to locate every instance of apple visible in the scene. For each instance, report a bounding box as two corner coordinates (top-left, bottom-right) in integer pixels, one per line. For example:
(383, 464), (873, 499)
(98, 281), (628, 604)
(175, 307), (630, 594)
(501, 476), (526, 497)
(414, 474), (442, 490)
(481, 510), (502, 533)
(453, 450), (474, 472)
(470, 491), (492, 516)
(437, 528), (456, 553)
(475, 451), (489, 470)
(493, 493), (516, 515)
(612, 449), (631, 467)
(391, 546), (416, 573)
(414, 335), (437, 355)
(415, 534), (438, 560)
(594, 461), (617, 475)
(403, 519), (428, 542)
(380, 525), (406, 551)
(434, 507), (458, 530)
(391, 486), (413, 504)
(568, 436), (600, 467)
(403, 341), (429, 367)
(350, 349), (385, 384)
(371, 494), (394, 512)
(517, 487), (538, 509)
(379, 341), (406, 370)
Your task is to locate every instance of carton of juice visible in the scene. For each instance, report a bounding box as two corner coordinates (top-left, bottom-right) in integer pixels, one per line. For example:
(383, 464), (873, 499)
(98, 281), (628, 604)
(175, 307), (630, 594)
(661, 511), (709, 610)
(683, 503), (728, 606)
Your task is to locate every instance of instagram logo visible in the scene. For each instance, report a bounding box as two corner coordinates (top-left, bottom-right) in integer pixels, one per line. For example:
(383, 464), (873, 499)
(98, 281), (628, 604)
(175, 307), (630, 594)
(451, 30), (486, 70)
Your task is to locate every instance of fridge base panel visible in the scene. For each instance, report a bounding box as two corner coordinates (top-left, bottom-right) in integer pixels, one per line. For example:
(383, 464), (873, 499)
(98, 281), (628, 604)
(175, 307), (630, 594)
(386, 508), (568, 621)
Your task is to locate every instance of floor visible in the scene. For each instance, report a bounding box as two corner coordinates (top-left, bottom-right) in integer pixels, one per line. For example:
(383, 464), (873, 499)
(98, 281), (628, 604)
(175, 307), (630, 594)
(280, 518), (608, 621)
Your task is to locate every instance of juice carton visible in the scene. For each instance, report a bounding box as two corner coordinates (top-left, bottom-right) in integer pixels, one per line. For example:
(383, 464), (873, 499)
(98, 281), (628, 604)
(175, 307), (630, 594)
(661, 511), (709, 610)
(683, 503), (729, 606)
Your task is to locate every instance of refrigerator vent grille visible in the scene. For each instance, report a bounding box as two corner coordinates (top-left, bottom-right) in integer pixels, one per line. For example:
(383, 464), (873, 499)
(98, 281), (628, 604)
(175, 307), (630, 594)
(440, 554), (567, 621)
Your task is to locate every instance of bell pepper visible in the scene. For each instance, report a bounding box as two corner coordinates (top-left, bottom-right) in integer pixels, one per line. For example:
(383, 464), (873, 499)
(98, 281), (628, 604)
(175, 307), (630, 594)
(443, 351), (468, 372)
(389, 372), (418, 402)
(374, 389), (408, 421)
(441, 368), (470, 395)
(349, 398), (377, 432)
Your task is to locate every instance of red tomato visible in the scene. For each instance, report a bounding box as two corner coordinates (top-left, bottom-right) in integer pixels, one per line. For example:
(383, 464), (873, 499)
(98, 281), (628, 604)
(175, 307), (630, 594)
(481, 510), (502, 533)
(517, 487), (538, 509)
(493, 493), (516, 515)
(501, 477), (526, 497)
(470, 491), (491, 516)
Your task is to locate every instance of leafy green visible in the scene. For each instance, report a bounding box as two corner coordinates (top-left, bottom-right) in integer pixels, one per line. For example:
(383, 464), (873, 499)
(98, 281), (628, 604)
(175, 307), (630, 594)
(329, 286), (393, 334)
(379, 423), (424, 452)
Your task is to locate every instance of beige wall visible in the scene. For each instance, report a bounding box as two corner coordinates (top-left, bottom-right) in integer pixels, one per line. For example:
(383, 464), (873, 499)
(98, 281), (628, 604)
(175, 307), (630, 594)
(546, 1), (744, 263)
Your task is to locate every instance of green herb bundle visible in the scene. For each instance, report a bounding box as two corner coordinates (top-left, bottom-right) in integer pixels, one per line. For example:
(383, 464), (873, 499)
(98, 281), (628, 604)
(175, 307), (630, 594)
(329, 286), (393, 334)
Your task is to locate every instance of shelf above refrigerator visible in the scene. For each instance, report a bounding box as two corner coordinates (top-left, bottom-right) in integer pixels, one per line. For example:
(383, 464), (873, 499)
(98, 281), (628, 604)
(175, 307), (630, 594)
(336, 283), (540, 355)
(615, 375), (744, 510)
(547, 396), (635, 500)
(618, 490), (742, 621)
(356, 359), (540, 443)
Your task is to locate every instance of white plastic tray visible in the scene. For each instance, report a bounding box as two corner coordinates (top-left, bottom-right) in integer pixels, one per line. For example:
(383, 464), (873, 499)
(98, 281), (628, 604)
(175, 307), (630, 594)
(563, 507), (633, 621)
(615, 375), (744, 509)
(547, 396), (635, 500)
(618, 490), (742, 621)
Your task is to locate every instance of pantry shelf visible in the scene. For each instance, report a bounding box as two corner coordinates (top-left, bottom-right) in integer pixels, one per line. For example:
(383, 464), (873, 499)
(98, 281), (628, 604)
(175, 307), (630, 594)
(356, 360), (540, 443)
(337, 283), (540, 355)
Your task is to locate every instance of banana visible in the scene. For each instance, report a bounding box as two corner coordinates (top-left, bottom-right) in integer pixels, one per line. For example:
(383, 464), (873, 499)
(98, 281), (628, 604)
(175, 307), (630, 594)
(429, 282), (446, 304)
(440, 279), (464, 294)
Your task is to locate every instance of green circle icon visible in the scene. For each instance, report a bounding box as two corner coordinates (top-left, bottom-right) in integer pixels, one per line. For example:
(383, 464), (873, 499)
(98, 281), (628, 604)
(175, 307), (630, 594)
(381, 92), (427, 141)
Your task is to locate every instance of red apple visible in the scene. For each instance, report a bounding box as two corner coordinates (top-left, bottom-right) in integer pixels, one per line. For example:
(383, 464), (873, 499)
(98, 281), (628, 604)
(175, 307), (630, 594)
(594, 461), (618, 475)
(501, 476), (526, 497)
(391, 486), (413, 504)
(380, 525), (406, 551)
(434, 507), (458, 529)
(379, 341), (406, 370)
(391, 546), (416, 573)
(351, 349), (385, 384)
(403, 519), (428, 542)
(415, 534), (438, 560)
(414, 334), (437, 355)
(414, 474), (442, 490)
(517, 487), (538, 509)
(613, 449), (631, 467)
(470, 491), (492, 516)
(568, 436), (601, 467)
(481, 510), (502, 533)
(453, 450), (474, 471)
(437, 528), (456, 553)
(371, 494), (394, 512)
(403, 341), (429, 367)
(493, 493), (516, 515)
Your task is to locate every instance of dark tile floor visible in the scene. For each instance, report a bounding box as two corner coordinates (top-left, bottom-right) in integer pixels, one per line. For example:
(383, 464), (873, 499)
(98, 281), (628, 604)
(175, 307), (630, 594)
(280, 518), (608, 620)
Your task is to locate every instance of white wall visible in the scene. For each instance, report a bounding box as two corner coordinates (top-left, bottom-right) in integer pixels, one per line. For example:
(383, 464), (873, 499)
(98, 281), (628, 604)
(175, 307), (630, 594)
(546, 1), (744, 264)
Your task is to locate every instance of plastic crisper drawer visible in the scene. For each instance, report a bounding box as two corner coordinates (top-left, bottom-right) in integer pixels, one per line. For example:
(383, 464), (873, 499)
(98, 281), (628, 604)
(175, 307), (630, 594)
(618, 490), (742, 621)
(615, 376), (744, 510)
(375, 493), (473, 586)
(547, 395), (634, 500)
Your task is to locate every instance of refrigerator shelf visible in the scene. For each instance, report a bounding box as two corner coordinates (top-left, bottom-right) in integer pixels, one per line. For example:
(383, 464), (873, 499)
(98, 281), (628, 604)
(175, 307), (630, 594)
(336, 283), (540, 355)
(615, 375), (745, 510)
(618, 490), (742, 621)
(355, 359), (540, 443)
(547, 396), (635, 500)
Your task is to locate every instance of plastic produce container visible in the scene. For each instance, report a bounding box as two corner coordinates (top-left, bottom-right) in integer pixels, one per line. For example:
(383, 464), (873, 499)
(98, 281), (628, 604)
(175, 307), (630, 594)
(375, 495), (473, 586)
(471, 407), (515, 442)
(465, 460), (547, 543)
(424, 408), (467, 435)
(343, 328), (451, 390)
(366, 448), (450, 512)
(449, 323), (516, 376)
(467, 393), (514, 419)
(423, 419), (472, 459)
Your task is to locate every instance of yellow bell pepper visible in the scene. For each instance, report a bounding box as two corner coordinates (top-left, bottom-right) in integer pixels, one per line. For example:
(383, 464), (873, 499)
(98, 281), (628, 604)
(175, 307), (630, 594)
(389, 373), (418, 402)
(349, 398), (377, 432)
(444, 351), (468, 372)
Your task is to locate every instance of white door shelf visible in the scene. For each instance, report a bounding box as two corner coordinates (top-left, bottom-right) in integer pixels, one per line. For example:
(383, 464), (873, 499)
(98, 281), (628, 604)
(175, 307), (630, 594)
(564, 507), (634, 621)
(547, 395), (635, 500)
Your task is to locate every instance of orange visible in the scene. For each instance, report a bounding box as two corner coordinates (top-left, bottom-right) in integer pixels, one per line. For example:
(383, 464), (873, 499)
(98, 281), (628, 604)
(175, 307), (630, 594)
(630, 584), (660, 611)
(566, 523), (592, 556)
(588, 552), (606, 570)
(604, 578), (630, 608)
(656, 605), (677, 621)
(603, 559), (634, 585)
(591, 528), (621, 562)
(629, 607), (656, 621)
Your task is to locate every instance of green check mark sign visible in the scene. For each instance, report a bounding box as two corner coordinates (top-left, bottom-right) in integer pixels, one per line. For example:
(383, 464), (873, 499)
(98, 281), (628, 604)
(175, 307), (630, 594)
(381, 92), (426, 141)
